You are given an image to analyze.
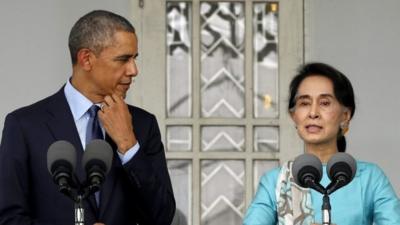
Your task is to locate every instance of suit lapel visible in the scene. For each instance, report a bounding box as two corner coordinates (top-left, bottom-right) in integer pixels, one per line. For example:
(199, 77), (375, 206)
(44, 87), (99, 215)
(45, 88), (83, 154)
(98, 134), (119, 219)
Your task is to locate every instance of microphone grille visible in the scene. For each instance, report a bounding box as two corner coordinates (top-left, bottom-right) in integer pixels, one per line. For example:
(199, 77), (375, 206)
(82, 139), (113, 174)
(327, 152), (357, 182)
(46, 140), (77, 174)
(292, 153), (323, 187)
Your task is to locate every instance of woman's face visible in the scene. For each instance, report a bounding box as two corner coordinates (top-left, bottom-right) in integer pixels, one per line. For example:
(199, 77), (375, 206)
(290, 75), (350, 146)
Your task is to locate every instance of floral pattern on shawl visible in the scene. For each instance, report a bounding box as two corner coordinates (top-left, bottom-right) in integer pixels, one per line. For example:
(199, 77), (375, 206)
(276, 161), (314, 225)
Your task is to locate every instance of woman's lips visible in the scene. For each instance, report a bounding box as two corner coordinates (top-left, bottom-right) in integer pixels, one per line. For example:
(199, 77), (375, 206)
(305, 125), (322, 133)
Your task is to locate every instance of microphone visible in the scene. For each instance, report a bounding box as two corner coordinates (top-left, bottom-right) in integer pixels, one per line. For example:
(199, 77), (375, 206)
(47, 140), (77, 196)
(82, 139), (113, 194)
(326, 152), (357, 194)
(292, 153), (325, 194)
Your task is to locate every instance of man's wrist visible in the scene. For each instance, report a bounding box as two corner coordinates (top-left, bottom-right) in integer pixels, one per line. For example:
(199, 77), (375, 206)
(117, 134), (137, 154)
(117, 138), (137, 154)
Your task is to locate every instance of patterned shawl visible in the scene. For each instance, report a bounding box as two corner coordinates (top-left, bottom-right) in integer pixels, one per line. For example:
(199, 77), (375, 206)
(276, 161), (315, 225)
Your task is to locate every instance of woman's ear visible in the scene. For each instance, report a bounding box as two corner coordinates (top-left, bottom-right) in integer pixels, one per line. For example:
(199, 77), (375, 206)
(342, 107), (351, 124)
(289, 108), (299, 129)
(340, 107), (351, 135)
(290, 110), (295, 121)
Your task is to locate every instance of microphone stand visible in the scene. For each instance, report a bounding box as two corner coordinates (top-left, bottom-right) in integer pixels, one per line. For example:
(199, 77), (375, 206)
(73, 184), (99, 225)
(74, 170), (103, 225)
(74, 195), (84, 225)
(320, 176), (348, 225)
(58, 181), (100, 225)
(305, 178), (332, 225)
(321, 192), (331, 225)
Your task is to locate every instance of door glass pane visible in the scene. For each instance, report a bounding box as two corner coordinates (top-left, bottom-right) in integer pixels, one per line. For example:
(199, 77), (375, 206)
(253, 2), (279, 118)
(201, 126), (245, 152)
(167, 2), (192, 117)
(253, 160), (279, 192)
(253, 126), (279, 152)
(200, 2), (245, 118)
(167, 126), (192, 152)
(168, 160), (192, 225)
(201, 160), (245, 225)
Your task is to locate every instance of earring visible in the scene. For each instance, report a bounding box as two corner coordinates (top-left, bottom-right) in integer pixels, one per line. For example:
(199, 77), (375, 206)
(340, 122), (349, 135)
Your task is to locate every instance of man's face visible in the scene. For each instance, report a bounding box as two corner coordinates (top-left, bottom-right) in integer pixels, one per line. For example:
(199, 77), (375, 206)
(88, 31), (138, 100)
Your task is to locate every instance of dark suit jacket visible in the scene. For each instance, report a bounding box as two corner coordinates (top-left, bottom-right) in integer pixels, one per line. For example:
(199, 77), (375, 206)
(0, 87), (175, 225)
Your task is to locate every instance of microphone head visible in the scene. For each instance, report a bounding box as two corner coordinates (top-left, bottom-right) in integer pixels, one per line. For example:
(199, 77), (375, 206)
(82, 139), (113, 175)
(47, 140), (77, 175)
(292, 153), (323, 188)
(327, 152), (357, 184)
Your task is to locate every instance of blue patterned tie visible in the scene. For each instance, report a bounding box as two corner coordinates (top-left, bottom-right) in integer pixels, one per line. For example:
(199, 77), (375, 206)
(85, 105), (103, 206)
(86, 105), (104, 144)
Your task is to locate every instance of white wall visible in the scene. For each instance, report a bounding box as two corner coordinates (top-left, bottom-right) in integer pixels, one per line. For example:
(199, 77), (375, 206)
(0, 0), (132, 134)
(305, 0), (400, 194)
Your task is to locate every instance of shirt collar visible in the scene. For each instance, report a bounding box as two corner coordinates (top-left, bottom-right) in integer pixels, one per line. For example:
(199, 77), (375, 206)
(64, 79), (93, 121)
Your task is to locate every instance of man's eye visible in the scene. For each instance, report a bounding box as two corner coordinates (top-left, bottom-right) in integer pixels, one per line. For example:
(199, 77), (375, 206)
(115, 57), (131, 62)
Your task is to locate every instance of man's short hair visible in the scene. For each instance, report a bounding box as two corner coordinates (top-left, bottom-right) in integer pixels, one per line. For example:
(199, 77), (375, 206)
(68, 10), (135, 65)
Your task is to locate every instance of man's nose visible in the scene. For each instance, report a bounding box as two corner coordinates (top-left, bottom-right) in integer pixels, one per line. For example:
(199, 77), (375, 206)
(126, 58), (138, 77)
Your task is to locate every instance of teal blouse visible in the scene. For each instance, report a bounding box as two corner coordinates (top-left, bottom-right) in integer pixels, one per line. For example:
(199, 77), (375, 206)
(243, 161), (400, 225)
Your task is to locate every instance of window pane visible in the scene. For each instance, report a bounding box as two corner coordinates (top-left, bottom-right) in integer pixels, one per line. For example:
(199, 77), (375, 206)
(253, 160), (279, 192)
(168, 160), (192, 225)
(167, 126), (192, 152)
(253, 2), (279, 118)
(167, 2), (192, 117)
(253, 126), (279, 152)
(201, 160), (245, 225)
(201, 2), (245, 118)
(201, 126), (245, 152)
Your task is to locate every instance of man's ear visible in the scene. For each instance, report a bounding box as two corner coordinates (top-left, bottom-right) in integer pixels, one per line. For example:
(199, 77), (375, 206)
(76, 48), (93, 71)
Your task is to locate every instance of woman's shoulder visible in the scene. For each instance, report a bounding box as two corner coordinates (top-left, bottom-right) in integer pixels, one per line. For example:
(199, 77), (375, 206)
(355, 160), (392, 188)
(253, 166), (281, 192)
(356, 160), (385, 176)
(260, 166), (282, 183)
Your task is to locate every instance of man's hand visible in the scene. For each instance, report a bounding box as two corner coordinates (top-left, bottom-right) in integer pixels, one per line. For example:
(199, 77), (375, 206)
(98, 93), (137, 154)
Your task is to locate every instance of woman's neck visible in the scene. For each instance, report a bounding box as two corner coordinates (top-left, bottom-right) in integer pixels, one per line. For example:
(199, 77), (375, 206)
(305, 142), (338, 163)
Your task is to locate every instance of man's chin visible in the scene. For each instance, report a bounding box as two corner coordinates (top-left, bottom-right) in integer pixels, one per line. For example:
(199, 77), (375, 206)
(116, 91), (127, 99)
(116, 84), (132, 98)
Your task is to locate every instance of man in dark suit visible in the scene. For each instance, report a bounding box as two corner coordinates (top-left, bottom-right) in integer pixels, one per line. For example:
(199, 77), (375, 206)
(0, 10), (175, 225)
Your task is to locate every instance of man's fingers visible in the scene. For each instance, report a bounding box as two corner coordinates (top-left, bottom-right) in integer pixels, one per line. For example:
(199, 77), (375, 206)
(102, 94), (125, 111)
(112, 93), (123, 104)
(103, 95), (115, 107)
